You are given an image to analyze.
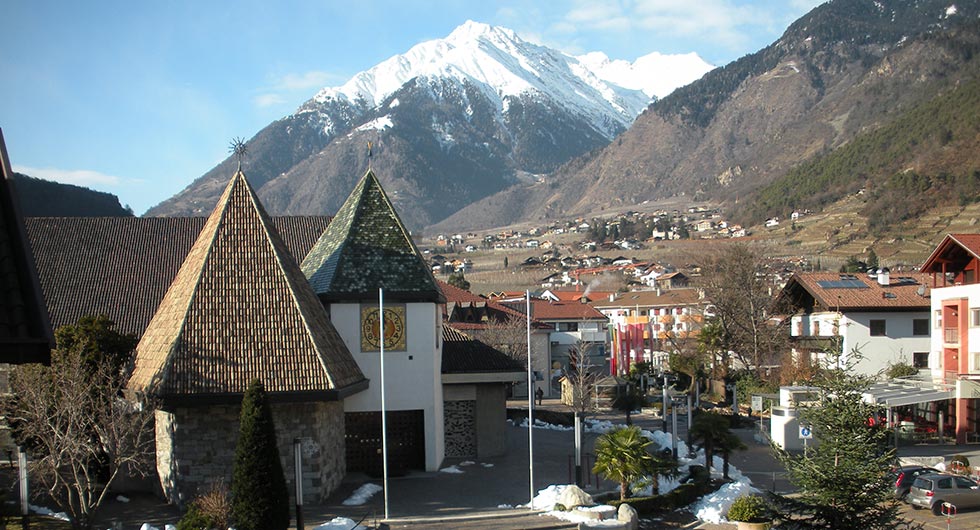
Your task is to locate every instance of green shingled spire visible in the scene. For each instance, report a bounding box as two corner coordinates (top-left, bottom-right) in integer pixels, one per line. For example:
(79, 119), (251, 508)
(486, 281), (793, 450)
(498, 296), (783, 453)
(301, 170), (445, 303)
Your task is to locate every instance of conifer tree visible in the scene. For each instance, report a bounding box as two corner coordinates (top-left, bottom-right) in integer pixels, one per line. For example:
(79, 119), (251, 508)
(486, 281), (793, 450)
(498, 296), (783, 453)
(771, 342), (909, 529)
(231, 379), (290, 530)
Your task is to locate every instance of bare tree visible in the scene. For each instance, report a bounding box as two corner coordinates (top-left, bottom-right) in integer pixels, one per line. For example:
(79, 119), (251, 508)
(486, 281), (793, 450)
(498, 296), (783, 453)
(3, 345), (154, 529)
(696, 243), (790, 381)
(478, 314), (528, 362)
(562, 341), (600, 415)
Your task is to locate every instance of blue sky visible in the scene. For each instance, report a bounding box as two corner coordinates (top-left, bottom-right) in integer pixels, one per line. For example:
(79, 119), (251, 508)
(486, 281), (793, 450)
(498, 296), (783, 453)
(0, 0), (823, 215)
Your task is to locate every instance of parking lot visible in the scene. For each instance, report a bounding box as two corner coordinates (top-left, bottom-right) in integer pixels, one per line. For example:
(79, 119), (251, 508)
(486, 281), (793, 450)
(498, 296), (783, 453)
(899, 502), (980, 529)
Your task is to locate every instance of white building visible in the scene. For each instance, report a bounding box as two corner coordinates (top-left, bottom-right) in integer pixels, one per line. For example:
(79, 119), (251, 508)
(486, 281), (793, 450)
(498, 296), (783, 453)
(780, 271), (933, 376)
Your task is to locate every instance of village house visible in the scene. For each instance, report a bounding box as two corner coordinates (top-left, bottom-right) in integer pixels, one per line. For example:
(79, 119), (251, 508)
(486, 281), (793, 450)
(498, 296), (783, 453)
(779, 270), (933, 376)
(920, 234), (980, 444)
(592, 289), (704, 375)
(438, 280), (552, 397)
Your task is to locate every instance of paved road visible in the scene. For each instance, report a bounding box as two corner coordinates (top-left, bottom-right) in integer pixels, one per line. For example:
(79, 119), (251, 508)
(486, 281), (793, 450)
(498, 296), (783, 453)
(90, 398), (980, 529)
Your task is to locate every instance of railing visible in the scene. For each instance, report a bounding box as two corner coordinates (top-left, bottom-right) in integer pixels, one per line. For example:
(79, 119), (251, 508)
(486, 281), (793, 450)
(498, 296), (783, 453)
(945, 328), (959, 344)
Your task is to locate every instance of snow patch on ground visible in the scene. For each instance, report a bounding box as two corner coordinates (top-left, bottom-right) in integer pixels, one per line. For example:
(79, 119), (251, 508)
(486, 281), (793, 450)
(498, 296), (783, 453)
(693, 479), (758, 524)
(342, 483), (384, 506)
(312, 517), (367, 530)
(525, 484), (624, 526)
(30, 504), (69, 521)
(440, 465), (465, 474)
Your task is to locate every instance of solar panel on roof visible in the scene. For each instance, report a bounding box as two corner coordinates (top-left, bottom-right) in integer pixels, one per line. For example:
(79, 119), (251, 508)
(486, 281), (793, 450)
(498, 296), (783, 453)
(816, 279), (869, 289)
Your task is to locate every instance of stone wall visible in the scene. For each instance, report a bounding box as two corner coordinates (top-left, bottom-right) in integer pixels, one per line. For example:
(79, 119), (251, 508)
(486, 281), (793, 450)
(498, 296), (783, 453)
(155, 400), (345, 506)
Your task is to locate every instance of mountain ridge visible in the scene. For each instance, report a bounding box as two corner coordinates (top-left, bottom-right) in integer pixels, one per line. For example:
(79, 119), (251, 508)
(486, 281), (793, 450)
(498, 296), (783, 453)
(144, 20), (714, 227)
(433, 0), (980, 233)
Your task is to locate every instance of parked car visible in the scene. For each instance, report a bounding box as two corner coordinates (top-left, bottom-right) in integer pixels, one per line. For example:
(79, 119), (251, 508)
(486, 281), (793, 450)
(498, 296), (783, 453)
(889, 465), (940, 500)
(907, 473), (980, 515)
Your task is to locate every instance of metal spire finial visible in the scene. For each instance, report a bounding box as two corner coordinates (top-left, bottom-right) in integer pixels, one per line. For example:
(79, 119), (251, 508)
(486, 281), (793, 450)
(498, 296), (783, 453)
(367, 141), (373, 169)
(229, 137), (247, 171)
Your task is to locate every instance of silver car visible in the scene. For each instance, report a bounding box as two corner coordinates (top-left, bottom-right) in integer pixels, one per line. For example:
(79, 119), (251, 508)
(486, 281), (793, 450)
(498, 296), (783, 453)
(907, 473), (980, 515)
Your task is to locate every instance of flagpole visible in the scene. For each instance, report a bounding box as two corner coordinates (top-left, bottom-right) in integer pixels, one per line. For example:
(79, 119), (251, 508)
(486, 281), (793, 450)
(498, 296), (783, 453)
(526, 289), (534, 507)
(379, 288), (390, 520)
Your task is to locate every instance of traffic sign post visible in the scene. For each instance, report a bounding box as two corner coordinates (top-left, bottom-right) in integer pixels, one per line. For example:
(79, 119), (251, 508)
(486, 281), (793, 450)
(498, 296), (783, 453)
(799, 424), (812, 451)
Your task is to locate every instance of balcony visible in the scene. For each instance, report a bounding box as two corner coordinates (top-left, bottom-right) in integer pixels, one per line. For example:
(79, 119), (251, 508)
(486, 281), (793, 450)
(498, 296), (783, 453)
(945, 328), (959, 344)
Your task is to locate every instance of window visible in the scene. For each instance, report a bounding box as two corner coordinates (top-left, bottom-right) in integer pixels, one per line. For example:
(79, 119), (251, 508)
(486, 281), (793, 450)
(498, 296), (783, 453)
(870, 319), (886, 336)
(558, 322), (578, 332)
(812, 321), (820, 336)
(913, 319), (929, 336)
(913, 352), (928, 368)
(971, 308), (980, 327)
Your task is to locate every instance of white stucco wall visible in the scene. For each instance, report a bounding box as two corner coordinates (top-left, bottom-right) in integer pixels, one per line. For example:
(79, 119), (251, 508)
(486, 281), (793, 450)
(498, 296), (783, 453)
(791, 310), (930, 375)
(329, 301), (444, 471)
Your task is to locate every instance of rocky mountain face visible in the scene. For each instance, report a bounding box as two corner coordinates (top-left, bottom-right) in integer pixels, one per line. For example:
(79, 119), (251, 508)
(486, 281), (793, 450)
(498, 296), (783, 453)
(145, 21), (712, 228)
(435, 0), (980, 232)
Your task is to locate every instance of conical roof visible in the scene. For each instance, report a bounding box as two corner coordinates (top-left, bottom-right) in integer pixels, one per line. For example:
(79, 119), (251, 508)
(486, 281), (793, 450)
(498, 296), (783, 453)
(0, 128), (53, 364)
(302, 170), (445, 303)
(128, 171), (366, 402)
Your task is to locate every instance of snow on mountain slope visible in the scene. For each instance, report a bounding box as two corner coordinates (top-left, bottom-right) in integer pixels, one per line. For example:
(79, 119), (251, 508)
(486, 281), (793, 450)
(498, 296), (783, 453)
(577, 51), (716, 99)
(307, 20), (713, 139)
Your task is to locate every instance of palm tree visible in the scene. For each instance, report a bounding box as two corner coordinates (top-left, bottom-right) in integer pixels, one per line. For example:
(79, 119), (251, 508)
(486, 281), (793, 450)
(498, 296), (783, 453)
(717, 429), (747, 480)
(689, 411), (733, 477)
(593, 426), (675, 500)
(609, 383), (647, 425)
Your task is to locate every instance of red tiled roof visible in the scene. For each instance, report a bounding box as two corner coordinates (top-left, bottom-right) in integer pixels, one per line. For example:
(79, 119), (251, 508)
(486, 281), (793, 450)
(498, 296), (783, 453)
(921, 234), (980, 273)
(530, 300), (607, 321)
(591, 288), (701, 309)
(438, 280), (551, 330)
(438, 279), (487, 304)
(782, 272), (932, 311)
(546, 290), (615, 303)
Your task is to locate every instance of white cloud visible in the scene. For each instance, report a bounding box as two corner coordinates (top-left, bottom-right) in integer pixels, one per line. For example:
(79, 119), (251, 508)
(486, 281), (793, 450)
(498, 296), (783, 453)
(272, 70), (338, 91)
(253, 70), (346, 109)
(13, 165), (125, 187)
(253, 93), (287, 108)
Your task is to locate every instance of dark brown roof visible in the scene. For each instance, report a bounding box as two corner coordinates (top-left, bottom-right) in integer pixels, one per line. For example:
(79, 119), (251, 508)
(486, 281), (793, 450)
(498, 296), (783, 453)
(25, 215), (331, 338)
(441, 324), (524, 374)
(128, 171), (365, 400)
(302, 170), (444, 303)
(782, 272), (932, 312)
(0, 129), (53, 363)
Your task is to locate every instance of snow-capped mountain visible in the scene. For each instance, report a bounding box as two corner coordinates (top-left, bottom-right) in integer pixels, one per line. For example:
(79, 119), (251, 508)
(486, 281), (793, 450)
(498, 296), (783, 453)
(147, 20), (714, 226)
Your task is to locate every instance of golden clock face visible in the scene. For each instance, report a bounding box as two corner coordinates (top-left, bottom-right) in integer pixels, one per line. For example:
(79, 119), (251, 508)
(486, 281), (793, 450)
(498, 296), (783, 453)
(360, 305), (407, 352)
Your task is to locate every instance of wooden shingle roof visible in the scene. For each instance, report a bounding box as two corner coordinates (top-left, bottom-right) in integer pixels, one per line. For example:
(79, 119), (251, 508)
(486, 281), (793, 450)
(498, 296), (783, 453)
(26, 215), (331, 338)
(302, 170), (444, 303)
(0, 129), (53, 363)
(127, 171), (365, 402)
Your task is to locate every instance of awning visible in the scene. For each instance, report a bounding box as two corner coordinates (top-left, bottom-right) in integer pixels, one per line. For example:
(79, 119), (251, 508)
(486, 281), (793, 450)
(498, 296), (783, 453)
(862, 382), (953, 408)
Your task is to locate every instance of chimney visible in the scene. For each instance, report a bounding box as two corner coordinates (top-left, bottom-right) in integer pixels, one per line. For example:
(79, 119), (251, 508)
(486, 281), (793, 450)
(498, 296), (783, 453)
(877, 267), (890, 286)
(609, 294), (615, 303)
